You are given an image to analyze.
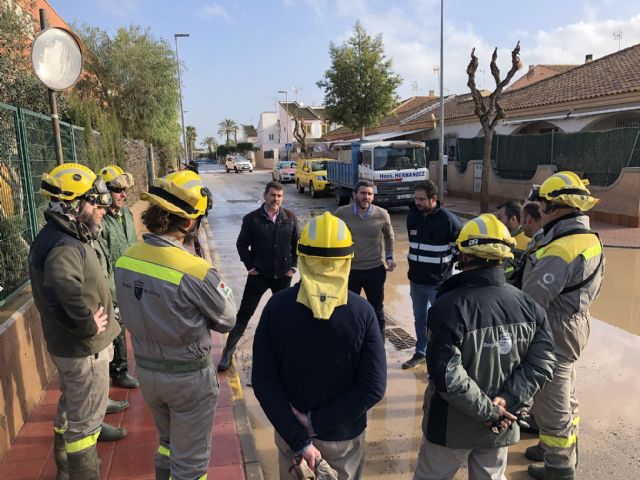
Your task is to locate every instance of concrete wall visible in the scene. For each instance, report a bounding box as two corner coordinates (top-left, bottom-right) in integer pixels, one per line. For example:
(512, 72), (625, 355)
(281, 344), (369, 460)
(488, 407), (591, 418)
(436, 160), (640, 226)
(0, 288), (55, 461)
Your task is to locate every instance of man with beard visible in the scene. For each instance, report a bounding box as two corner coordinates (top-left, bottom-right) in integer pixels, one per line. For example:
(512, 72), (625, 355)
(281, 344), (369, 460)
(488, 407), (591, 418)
(97, 165), (139, 389)
(29, 163), (121, 479)
(252, 212), (386, 479)
(402, 180), (461, 369)
(218, 180), (299, 371)
(334, 180), (395, 339)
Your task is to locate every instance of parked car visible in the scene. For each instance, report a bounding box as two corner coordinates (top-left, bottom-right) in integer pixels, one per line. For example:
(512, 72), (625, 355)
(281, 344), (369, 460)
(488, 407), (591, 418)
(272, 160), (297, 183)
(296, 158), (333, 198)
(225, 155), (253, 173)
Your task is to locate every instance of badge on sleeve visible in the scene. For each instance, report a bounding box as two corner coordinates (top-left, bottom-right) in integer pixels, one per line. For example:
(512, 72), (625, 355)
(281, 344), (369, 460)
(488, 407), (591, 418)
(216, 280), (232, 299)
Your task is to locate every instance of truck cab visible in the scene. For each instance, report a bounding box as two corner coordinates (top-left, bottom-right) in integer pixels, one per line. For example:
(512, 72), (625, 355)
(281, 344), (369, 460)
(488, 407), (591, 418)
(296, 158), (333, 198)
(329, 140), (428, 206)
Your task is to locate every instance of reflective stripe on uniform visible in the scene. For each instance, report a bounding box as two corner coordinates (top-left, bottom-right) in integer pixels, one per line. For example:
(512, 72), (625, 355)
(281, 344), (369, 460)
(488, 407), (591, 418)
(535, 233), (600, 263)
(409, 242), (451, 253)
(408, 253), (453, 264)
(158, 445), (171, 457)
(117, 242), (210, 281)
(540, 432), (577, 448)
(65, 431), (100, 453)
(54, 426), (66, 434)
(573, 416), (580, 426)
(167, 473), (207, 480)
(116, 255), (184, 285)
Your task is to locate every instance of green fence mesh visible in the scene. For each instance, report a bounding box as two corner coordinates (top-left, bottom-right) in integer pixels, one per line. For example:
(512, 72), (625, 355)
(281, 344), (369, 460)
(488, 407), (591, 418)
(0, 103), (93, 305)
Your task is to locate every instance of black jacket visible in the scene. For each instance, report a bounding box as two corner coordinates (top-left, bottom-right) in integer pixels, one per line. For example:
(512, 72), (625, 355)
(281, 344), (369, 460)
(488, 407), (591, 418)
(422, 267), (556, 448)
(407, 202), (461, 286)
(236, 205), (299, 279)
(252, 285), (387, 453)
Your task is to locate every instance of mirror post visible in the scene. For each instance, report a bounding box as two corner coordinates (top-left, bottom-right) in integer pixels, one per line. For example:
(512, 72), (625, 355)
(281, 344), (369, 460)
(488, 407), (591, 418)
(39, 9), (64, 165)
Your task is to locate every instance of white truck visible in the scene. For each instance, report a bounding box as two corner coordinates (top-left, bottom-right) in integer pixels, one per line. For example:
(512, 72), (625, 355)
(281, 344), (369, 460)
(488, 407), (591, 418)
(328, 140), (429, 206)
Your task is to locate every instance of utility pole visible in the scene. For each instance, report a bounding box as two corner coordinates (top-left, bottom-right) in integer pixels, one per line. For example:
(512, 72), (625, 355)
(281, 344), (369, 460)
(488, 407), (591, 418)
(438, 0), (445, 199)
(278, 90), (290, 160)
(174, 33), (189, 165)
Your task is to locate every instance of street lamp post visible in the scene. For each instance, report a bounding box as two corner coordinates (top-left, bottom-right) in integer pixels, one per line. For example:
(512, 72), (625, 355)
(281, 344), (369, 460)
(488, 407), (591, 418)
(438, 0), (445, 199)
(278, 90), (289, 160)
(174, 33), (189, 167)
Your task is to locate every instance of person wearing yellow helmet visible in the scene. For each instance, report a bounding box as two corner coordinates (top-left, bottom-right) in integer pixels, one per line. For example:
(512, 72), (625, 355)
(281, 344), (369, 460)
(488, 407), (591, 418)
(29, 163), (123, 479)
(97, 165), (139, 389)
(114, 170), (236, 480)
(412, 214), (556, 480)
(521, 172), (605, 480)
(252, 212), (386, 479)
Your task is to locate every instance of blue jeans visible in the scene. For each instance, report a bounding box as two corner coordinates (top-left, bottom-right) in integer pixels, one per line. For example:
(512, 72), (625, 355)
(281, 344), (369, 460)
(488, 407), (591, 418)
(410, 281), (438, 356)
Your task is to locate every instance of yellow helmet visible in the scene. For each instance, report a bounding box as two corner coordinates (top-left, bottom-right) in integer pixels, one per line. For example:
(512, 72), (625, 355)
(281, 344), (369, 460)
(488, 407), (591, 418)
(298, 212), (354, 259)
(98, 164), (135, 189)
(141, 170), (208, 219)
(40, 163), (111, 206)
(538, 171), (599, 211)
(456, 214), (515, 260)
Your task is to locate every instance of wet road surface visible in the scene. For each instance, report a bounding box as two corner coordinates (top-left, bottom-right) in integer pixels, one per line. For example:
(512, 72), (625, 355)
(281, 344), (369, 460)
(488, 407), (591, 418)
(200, 164), (640, 479)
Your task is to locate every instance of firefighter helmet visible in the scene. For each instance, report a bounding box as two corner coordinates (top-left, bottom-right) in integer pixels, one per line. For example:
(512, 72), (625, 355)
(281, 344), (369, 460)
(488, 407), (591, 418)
(297, 212), (354, 259)
(538, 171), (599, 211)
(455, 213), (515, 260)
(141, 170), (208, 219)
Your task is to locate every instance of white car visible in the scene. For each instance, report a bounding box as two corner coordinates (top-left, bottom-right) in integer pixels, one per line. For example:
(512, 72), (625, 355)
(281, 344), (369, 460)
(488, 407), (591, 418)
(226, 155), (253, 173)
(272, 160), (297, 183)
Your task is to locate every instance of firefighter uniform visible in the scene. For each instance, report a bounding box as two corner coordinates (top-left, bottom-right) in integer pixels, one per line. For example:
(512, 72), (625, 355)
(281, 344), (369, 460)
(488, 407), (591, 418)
(522, 172), (604, 480)
(115, 171), (236, 480)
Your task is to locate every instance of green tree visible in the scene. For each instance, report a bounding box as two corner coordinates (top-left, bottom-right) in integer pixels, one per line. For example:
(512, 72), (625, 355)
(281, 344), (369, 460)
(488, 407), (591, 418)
(217, 119), (238, 145)
(466, 42), (522, 212)
(317, 21), (401, 139)
(0, 1), (54, 113)
(201, 136), (217, 154)
(186, 125), (197, 160)
(74, 25), (182, 159)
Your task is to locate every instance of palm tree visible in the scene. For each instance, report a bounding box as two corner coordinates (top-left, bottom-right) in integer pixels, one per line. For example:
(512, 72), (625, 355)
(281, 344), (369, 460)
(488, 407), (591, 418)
(186, 125), (197, 160)
(217, 119), (238, 145)
(201, 136), (217, 154)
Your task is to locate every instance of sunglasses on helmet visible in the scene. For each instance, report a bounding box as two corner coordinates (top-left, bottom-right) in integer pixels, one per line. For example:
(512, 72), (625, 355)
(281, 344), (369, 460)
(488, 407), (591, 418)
(526, 185), (541, 202)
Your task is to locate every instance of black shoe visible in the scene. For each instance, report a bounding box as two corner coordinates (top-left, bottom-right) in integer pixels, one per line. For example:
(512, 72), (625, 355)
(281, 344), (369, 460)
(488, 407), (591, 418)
(97, 422), (127, 442)
(525, 443), (544, 462)
(217, 349), (234, 372)
(106, 398), (129, 414)
(402, 353), (426, 369)
(112, 372), (139, 389)
(527, 464), (575, 480)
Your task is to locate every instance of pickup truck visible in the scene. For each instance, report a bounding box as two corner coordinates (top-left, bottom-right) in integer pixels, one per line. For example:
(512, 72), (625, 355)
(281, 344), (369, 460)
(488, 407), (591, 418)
(328, 140), (428, 206)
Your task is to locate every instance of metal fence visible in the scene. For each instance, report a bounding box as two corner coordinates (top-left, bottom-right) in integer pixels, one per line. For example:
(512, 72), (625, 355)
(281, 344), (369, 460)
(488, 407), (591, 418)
(0, 102), (96, 306)
(452, 127), (640, 186)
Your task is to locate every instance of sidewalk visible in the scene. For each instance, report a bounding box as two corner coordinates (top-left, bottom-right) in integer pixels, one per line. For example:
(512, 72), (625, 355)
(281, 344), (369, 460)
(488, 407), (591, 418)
(442, 195), (640, 248)
(0, 333), (248, 480)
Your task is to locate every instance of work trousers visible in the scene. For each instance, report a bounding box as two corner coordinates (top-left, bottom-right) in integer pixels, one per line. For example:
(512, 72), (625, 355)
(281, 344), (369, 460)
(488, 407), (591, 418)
(137, 365), (219, 480)
(223, 273), (291, 355)
(409, 282), (439, 356)
(109, 310), (130, 379)
(533, 360), (580, 469)
(275, 431), (365, 480)
(413, 436), (508, 480)
(52, 344), (112, 453)
(348, 265), (386, 337)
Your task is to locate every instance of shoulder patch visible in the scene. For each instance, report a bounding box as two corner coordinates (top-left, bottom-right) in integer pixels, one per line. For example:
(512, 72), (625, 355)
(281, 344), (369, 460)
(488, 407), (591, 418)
(216, 280), (232, 299)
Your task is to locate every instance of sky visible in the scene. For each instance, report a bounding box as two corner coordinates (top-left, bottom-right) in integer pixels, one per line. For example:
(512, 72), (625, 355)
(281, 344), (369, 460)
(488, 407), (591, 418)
(50, 0), (640, 145)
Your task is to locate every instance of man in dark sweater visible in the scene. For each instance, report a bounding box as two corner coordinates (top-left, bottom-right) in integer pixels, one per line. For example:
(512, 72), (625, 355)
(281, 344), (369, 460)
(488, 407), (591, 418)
(218, 181), (299, 371)
(402, 181), (461, 369)
(252, 212), (386, 479)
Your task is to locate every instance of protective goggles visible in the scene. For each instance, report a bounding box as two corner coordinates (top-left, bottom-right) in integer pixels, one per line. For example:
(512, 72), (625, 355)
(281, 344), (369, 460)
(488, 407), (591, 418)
(84, 178), (112, 207)
(526, 184), (541, 202)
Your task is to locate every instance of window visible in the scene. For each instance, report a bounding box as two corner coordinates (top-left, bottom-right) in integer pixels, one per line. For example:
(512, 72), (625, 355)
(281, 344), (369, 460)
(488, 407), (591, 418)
(362, 150), (372, 167)
(268, 134), (274, 141)
(322, 123), (329, 135)
(264, 150), (274, 159)
(305, 124), (313, 135)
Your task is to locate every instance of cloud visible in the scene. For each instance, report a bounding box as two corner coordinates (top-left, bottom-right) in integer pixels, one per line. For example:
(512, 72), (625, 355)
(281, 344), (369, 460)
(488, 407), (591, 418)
(201, 4), (233, 23)
(98, 0), (139, 17)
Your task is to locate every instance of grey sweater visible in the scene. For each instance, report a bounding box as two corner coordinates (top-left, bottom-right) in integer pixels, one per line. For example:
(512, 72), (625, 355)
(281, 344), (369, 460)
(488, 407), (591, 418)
(334, 204), (394, 271)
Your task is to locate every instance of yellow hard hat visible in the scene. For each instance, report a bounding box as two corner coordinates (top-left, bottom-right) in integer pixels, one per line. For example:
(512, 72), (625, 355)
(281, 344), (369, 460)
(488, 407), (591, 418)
(141, 170), (208, 219)
(98, 164), (135, 189)
(538, 171), (599, 211)
(40, 163), (111, 207)
(297, 212), (354, 259)
(456, 213), (515, 260)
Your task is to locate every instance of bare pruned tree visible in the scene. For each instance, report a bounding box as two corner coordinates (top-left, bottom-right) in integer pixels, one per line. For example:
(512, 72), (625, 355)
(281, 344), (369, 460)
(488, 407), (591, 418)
(467, 42), (522, 212)
(292, 117), (308, 155)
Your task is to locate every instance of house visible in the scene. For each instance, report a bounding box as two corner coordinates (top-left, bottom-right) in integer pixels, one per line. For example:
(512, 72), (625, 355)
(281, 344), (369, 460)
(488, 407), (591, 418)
(241, 124), (258, 144)
(508, 63), (578, 91)
(277, 101), (335, 156)
(255, 112), (280, 168)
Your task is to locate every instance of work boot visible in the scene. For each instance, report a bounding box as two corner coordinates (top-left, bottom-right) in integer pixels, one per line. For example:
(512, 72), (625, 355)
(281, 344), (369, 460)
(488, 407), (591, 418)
(97, 422), (127, 442)
(527, 464), (576, 480)
(402, 353), (426, 369)
(106, 398), (129, 414)
(67, 445), (100, 480)
(217, 347), (234, 372)
(54, 432), (69, 480)
(155, 466), (171, 480)
(525, 443), (544, 462)
(112, 372), (139, 389)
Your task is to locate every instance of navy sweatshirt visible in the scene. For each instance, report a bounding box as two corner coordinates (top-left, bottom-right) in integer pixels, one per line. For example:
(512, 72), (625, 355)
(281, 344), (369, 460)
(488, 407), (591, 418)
(252, 284), (387, 452)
